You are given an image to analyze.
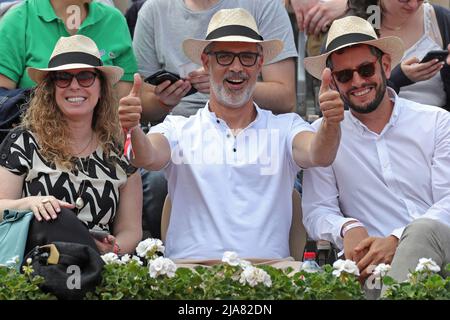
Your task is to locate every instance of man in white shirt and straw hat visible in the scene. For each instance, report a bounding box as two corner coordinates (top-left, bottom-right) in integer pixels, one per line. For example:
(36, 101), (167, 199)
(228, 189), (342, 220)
(118, 8), (344, 263)
(302, 16), (450, 287)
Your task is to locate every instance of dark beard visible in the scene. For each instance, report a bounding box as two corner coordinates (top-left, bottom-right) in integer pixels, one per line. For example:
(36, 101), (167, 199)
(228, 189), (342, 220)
(343, 70), (387, 114)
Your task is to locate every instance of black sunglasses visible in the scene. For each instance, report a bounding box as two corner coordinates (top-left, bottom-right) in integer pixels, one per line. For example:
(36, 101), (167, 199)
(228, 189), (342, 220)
(207, 51), (260, 67)
(51, 71), (98, 88)
(332, 59), (379, 84)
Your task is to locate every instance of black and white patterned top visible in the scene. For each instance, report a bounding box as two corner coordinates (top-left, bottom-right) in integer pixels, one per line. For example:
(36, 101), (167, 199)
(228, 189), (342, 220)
(0, 128), (136, 231)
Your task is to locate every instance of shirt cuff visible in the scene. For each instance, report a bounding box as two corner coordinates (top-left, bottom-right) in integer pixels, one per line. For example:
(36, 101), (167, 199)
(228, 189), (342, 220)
(390, 227), (405, 240)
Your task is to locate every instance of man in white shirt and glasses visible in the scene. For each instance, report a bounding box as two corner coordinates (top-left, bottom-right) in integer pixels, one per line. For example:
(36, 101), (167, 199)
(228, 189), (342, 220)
(118, 8), (344, 263)
(302, 16), (450, 287)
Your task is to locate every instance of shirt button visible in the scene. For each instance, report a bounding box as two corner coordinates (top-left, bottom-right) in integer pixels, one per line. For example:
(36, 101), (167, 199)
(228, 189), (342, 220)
(383, 162), (389, 169)
(233, 148), (236, 152)
(216, 120), (220, 124)
(1, 154), (6, 160)
(10, 133), (16, 139)
(226, 134), (231, 138)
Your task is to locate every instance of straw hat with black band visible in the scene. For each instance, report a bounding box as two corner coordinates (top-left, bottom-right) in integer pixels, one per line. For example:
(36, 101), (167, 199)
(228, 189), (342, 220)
(183, 8), (284, 65)
(304, 16), (405, 80)
(27, 35), (124, 85)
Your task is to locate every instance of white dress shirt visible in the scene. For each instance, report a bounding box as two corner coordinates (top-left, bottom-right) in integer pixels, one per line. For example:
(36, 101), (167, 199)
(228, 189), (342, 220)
(302, 89), (450, 250)
(150, 103), (314, 259)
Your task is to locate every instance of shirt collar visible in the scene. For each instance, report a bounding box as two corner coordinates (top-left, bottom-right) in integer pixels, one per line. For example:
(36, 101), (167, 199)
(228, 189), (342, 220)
(348, 87), (402, 135)
(202, 101), (263, 130)
(37, 0), (102, 26)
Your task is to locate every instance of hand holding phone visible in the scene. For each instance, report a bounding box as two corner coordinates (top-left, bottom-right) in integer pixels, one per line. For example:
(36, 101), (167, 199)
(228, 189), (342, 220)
(420, 50), (449, 64)
(144, 70), (197, 96)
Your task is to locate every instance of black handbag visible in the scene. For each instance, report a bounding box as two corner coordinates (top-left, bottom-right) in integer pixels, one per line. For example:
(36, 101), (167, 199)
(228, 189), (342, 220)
(0, 87), (33, 144)
(23, 241), (105, 300)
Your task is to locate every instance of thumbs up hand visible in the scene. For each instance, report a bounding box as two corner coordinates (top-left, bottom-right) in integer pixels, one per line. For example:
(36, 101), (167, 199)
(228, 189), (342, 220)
(318, 68), (344, 126)
(119, 73), (143, 130)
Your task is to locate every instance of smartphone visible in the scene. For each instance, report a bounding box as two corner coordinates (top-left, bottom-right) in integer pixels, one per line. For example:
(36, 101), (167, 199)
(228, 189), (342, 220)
(89, 229), (110, 241)
(144, 70), (198, 96)
(144, 70), (180, 86)
(420, 50), (448, 63)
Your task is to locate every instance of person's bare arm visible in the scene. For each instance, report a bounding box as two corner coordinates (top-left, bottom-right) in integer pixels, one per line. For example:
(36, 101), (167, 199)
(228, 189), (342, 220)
(254, 58), (296, 114)
(109, 171), (143, 254)
(118, 74), (171, 170)
(0, 73), (17, 89)
(0, 167), (74, 222)
(292, 68), (343, 168)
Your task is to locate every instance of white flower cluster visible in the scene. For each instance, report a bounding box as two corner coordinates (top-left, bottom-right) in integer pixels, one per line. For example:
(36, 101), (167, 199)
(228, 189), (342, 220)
(136, 238), (165, 259)
(415, 258), (441, 273)
(222, 251), (251, 268)
(222, 251), (272, 288)
(148, 257), (177, 279)
(332, 259), (360, 277)
(239, 266), (272, 288)
(372, 263), (391, 279)
(101, 253), (143, 265)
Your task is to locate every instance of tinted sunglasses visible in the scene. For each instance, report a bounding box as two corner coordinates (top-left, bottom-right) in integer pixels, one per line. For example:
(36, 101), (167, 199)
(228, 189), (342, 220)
(332, 59), (379, 84)
(51, 71), (98, 88)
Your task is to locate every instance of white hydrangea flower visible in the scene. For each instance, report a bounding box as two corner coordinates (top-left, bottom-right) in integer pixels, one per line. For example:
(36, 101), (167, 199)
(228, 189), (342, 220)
(415, 258), (441, 273)
(239, 259), (252, 269)
(136, 238), (165, 258)
(332, 259), (360, 277)
(148, 257), (177, 278)
(239, 266), (272, 287)
(132, 255), (144, 266)
(101, 252), (122, 265)
(120, 254), (131, 264)
(373, 263), (391, 279)
(222, 251), (241, 266)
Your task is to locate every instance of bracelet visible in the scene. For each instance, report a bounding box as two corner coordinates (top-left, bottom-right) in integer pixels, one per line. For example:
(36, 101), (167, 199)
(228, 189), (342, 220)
(342, 221), (365, 237)
(113, 242), (121, 254)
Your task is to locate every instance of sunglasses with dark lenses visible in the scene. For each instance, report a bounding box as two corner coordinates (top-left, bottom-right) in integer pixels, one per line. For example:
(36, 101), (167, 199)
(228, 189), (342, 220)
(332, 60), (379, 84)
(52, 71), (98, 88)
(208, 51), (260, 67)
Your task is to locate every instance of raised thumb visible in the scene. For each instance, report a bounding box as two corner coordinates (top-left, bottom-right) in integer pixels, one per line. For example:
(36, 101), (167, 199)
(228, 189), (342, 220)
(319, 68), (332, 94)
(130, 73), (142, 97)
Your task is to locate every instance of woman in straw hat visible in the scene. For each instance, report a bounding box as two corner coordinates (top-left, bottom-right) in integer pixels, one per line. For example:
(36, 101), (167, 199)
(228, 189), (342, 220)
(0, 0), (137, 100)
(0, 35), (142, 255)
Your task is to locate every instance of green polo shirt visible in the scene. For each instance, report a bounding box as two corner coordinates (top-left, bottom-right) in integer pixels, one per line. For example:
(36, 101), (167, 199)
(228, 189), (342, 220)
(0, 0), (137, 88)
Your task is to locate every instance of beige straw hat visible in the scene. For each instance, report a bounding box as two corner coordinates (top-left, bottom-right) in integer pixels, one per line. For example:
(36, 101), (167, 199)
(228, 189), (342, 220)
(304, 16), (404, 79)
(183, 8), (284, 65)
(27, 35), (124, 85)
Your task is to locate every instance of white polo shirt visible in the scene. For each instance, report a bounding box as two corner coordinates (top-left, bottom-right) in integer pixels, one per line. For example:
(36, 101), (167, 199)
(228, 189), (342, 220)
(150, 103), (314, 259)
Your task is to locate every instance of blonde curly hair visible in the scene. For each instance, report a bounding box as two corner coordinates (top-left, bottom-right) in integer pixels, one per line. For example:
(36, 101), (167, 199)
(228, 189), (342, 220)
(21, 71), (123, 170)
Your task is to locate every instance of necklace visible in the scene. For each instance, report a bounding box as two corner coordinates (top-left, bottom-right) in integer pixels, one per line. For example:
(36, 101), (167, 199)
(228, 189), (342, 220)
(74, 155), (91, 211)
(73, 132), (94, 157)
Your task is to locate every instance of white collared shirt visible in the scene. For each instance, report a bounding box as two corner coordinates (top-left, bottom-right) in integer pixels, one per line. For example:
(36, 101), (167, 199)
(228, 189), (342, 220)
(302, 88), (450, 250)
(150, 103), (314, 259)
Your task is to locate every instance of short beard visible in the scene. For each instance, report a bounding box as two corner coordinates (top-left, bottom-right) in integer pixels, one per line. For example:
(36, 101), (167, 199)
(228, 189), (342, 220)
(210, 71), (254, 109)
(343, 69), (387, 114)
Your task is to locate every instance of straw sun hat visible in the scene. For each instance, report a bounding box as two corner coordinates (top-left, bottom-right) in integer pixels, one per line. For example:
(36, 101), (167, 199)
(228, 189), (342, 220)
(27, 35), (124, 85)
(183, 8), (284, 65)
(304, 16), (405, 80)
